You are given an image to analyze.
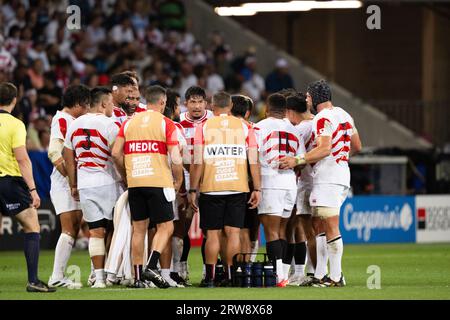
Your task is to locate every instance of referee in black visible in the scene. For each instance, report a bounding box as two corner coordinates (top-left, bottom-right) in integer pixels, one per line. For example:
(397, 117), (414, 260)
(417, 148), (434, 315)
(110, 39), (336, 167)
(0, 82), (55, 292)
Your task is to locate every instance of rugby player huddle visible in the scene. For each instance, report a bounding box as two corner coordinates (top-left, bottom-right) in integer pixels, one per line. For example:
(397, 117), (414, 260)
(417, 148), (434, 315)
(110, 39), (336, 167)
(46, 71), (361, 290)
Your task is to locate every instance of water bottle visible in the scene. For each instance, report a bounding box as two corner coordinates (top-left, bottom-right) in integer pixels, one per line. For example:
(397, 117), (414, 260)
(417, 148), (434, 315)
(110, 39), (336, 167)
(243, 262), (252, 288)
(233, 266), (243, 287)
(263, 263), (276, 287)
(252, 262), (263, 287)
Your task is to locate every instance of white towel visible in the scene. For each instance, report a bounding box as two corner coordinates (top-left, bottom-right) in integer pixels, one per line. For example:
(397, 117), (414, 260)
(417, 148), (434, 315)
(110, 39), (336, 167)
(105, 190), (148, 281)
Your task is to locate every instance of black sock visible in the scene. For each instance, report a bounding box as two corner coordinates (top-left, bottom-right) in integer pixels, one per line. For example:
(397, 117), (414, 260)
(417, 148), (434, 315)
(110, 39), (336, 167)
(134, 265), (143, 281)
(294, 242), (307, 265)
(201, 237), (207, 264)
(24, 232), (40, 283)
(147, 250), (161, 270)
(181, 235), (191, 262)
(283, 243), (295, 265)
(280, 239), (288, 262)
(266, 240), (282, 263)
(205, 264), (215, 281)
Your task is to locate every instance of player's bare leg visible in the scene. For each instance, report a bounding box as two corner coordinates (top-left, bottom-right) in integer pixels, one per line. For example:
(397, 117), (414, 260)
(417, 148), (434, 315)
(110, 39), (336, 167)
(202, 229), (221, 287)
(49, 210), (82, 288)
(240, 228), (252, 262)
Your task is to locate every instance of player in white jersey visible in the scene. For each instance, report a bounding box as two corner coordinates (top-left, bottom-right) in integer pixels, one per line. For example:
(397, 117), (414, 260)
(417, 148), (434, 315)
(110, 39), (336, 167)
(280, 80), (362, 287)
(47, 85), (90, 288)
(64, 87), (121, 288)
(285, 93), (317, 286)
(178, 86), (213, 283)
(254, 93), (306, 287)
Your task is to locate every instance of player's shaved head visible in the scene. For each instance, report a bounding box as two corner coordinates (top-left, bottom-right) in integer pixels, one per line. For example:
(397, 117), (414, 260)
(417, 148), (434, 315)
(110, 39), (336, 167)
(91, 87), (112, 107)
(212, 91), (231, 109)
(144, 85), (166, 105)
(231, 95), (250, 118)
(267, 93), (286, 117)
(286, 93), (307, 114)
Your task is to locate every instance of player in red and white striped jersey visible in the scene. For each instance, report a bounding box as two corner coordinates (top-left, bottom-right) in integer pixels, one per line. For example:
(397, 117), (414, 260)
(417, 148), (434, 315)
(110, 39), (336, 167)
(285, 93), (317, 286)
(255, 93), (306, 287)
(48, 85), (90, 288)
(64, 87), (121, 289)
(179, 86), (213, 282)
(280, 80), (362, 287)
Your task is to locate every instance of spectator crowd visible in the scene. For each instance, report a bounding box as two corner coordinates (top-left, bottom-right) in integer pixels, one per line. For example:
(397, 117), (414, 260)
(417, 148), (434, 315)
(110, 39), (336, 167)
(0, 0), (295, 152)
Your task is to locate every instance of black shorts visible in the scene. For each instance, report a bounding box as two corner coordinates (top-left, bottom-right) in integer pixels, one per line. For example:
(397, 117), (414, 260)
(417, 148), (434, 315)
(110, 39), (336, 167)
(199, 193), (246, 230)
(243, 192), (259, 230)
(0, 176), (32, 216)
(128, 187), (174, 223)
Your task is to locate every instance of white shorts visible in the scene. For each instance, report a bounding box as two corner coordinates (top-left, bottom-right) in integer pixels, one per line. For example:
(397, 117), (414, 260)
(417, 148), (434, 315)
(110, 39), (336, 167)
(50, 187), (81, 215)
(258, 188), (296, 218)
(79, 183), (122, 223)
(309, 184), (349, 209)
(296, 188), (312, 215)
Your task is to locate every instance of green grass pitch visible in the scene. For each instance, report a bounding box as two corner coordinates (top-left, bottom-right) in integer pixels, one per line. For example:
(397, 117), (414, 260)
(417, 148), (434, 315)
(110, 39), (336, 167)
(1, 243), (449, 300)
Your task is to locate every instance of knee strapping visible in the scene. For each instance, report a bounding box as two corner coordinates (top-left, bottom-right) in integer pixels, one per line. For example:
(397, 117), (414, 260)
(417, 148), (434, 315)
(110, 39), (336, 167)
(89, 237), (105, 257)
(316, 207), (340, 218)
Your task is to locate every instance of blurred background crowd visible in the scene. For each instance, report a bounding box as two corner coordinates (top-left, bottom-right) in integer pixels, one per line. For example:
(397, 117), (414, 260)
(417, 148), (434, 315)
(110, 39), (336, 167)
(0, 0), (296, 153)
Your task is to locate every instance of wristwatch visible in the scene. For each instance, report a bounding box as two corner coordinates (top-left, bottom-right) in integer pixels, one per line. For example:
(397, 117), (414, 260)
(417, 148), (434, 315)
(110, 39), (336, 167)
(188, 189), (197, 194)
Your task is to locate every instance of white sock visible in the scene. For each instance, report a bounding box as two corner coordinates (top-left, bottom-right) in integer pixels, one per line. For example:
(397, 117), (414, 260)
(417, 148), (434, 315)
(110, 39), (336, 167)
(327, 236), (343, 282)
(172, 237), (183, 273)
(202, 264), (206, 278)
(305, 248), (315, 275)
(51, 233), (74, 280)
(282, 263), (290, 280)
(276, 259), (284, 282)
(161, 268), (170, 278)
(90, 260), (95, 275)
(295, 264), (305, 276)
(106, 273), (117, 282)
(250, 240), (259, 262)
(314, 234), (328, 279)
(94, 269), (105, 283)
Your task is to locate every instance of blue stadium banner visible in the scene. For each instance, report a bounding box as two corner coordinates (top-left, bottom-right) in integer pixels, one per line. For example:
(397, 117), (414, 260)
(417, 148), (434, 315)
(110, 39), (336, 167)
(340, 196), (416, 244)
